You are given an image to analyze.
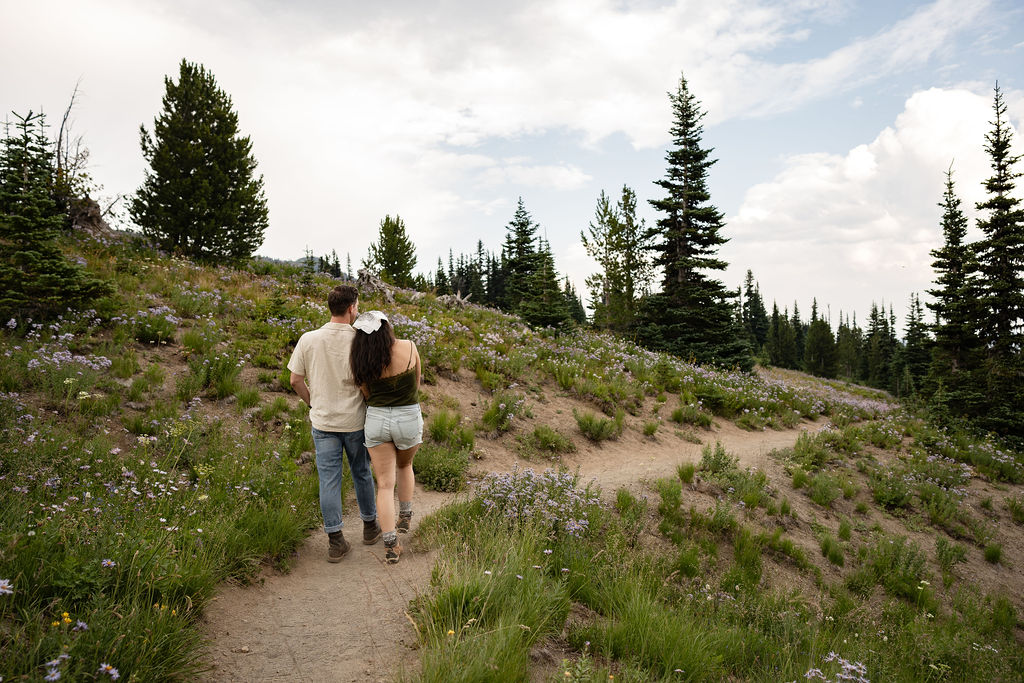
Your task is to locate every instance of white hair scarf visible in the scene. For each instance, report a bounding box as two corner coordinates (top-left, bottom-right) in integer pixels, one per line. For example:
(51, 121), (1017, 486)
(353, 310), (389, 334)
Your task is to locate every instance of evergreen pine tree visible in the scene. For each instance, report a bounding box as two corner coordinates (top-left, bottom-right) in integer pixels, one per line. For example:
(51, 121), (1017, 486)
(972, 83), (1024, 437)
(791, 302), (806, 366)
(636, 74), (750, 369)
(741, 270), (769, 350)
(486, 253), (505, 307)
(366, 214), (417, 287)
(835, 314), (863, 379)
(434, 257), (450, 295)
(900, 293), (931, 397)
(518, 239), (572, 329)
(926, 166), (984, 416)
(501, 197), (541, 312)
(804, 317), (838, 378)
(564, 278), (588, 324)
(0, 111), (110, 320)
(130, 59), (268, 261)
(778, 311), (799, 369)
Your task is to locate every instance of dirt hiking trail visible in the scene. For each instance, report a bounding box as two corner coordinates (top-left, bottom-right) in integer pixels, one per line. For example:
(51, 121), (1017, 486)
(200, 411), (821, 682)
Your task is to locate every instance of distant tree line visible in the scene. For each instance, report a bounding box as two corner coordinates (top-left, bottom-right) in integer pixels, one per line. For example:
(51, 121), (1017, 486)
(8, 57), (1019, 441)
(732, 85), (1023, 442)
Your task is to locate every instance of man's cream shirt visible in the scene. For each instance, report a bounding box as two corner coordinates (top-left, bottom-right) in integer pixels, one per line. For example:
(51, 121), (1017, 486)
(287, 322), (366, 432)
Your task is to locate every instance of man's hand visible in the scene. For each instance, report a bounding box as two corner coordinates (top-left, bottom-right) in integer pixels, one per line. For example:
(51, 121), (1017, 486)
(290, 372), (311, 407)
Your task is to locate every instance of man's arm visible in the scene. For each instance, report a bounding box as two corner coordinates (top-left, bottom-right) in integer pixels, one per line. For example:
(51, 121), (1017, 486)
(290, 372), (311, 407)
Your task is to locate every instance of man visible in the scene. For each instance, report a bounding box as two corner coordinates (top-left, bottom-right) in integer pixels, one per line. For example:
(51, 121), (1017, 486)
(288, 284), (382, 562)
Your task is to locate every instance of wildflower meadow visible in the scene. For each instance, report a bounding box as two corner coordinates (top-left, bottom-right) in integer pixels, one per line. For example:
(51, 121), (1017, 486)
(2, 230), (1023, 680)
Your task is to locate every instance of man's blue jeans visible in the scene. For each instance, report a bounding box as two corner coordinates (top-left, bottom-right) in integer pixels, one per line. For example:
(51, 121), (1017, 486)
(311, 427), (377, 533)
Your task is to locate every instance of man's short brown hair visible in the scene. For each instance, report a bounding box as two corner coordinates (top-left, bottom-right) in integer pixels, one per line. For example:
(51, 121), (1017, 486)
(327, 285), (358, 316)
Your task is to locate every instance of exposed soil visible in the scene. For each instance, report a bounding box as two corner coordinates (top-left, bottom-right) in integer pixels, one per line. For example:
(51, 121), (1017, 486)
(200, 371), (828, 681)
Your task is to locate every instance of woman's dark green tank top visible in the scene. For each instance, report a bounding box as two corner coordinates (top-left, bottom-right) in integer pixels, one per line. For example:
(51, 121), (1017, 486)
(365, 354), (418, 407)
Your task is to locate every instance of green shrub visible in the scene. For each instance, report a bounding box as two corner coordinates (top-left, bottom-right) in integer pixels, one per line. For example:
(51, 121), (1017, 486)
(482, 391), (526, 433)
(133, 307), (178, 344)
(936, 537), (966, 586)
(991, 596), (1016, 636)
(643, 420), (659, 436)
(780, 498), (792, 516)
(111, 349), (140, 379)
(677, 462), (695, 485)
(573, 408), (624, 442)
(525, 424), (575, 454)
(792, 431), (830, 471)
(414, 443), (470, 492)
(670, 403), (713, 429)
(808, 472), (840, 508)
(258, 396), (290, 421)
(475, 366), (504, 392)
(870, 469), (912, 509)
(177, 351), (244, 400)
(1005, 495), (1024, 524)
(984, 543), (1002, 564)
(865, 535), (933, 606)
(791, 467), (809, 489)
(820, 533), (844, 566)
(838, 518), (852, 541)
(235, 387), (261, 410)
(698, 441), (736, 475)
(428, 409), (475, 451)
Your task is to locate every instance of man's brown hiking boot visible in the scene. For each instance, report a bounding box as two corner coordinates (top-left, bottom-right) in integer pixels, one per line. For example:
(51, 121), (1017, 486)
(363, 518), (382, 545)
(327, 530), (351, 563)
(384, 540), (402, 565)
(396, 511), (413, 534)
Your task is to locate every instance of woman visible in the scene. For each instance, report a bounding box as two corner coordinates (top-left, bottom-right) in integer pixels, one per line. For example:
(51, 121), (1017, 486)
(350, 310), (422, 564)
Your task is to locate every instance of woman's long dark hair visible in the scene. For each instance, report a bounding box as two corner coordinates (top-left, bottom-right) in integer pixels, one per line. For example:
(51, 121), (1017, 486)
(350, 319), (396, 386)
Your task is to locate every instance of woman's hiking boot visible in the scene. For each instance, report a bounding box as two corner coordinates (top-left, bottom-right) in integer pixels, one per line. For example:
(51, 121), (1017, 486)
(396, 511), (413, 534)
(363, 518), (382, 545)
(384, 538), (402, 564)
(327, 530), (351, 563)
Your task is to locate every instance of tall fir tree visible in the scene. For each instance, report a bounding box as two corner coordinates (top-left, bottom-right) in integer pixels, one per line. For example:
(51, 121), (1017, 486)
(518, 239), (572, 329)
(804, 317), (838, 378)
(130, 59), (268, 261)
(564, 278), (588, 324)
(366, 214), (417, 287)
(582, 185), (653, 332)
(926, 166), (984, 416)
(0, 111), (110, 319)
(501, 197), (541, 313)
(835, 314), (862, 379)
(636, 74), (751, 369)
(973, 83), (1024, 437)
(741, 270), (770, 351)
(434, 257), (450, 295)
(899, 294), (931, 397)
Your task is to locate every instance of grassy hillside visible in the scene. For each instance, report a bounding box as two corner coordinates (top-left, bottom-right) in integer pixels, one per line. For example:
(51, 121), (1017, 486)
(1, 231), (1023, 681)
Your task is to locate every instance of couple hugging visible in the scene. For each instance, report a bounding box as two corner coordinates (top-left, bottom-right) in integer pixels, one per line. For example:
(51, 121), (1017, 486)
(287, 285), (421, 565)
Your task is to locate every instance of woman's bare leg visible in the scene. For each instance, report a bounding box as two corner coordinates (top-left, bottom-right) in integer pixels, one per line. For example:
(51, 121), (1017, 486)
(395, 444), (419, 504)
(368, 443), (397, 533)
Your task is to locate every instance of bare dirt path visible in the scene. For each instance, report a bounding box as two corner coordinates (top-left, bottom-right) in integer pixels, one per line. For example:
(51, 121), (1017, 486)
(200, 403), (821, 682)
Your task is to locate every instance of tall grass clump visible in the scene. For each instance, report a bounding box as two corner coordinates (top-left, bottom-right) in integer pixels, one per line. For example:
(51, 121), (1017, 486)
(428, 408), (475, 451)
(573, 408), (624, 442)
(670, 402), (713, 429)
(481, 391), (526, 433)
(176, 351), (245, 400)
(518, 424), (576, 459)
(415, 442), (471, 492)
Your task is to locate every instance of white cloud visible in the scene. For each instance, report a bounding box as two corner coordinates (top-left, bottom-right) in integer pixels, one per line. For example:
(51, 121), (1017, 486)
(0, 0), (1007, 281)
(724, 86), (1024, 321)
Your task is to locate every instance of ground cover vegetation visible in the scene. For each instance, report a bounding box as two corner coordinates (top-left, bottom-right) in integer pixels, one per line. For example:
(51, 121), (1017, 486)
(4, 62), (1024, 681)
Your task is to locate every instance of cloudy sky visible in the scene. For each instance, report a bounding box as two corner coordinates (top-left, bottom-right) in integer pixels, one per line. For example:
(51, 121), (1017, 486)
(4, 0), (1023, 325)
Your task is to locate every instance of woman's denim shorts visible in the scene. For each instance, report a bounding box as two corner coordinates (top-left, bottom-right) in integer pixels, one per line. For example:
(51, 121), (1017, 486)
(364, 404), (423, 450)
